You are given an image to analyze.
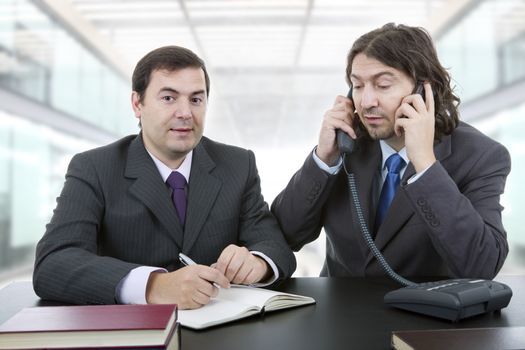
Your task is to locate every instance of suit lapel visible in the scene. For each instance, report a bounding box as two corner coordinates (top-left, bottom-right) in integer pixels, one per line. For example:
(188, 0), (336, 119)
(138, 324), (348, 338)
(182, 140), (222, 252)
(366, 134), (453, 266)
(124, 135), (183, 249)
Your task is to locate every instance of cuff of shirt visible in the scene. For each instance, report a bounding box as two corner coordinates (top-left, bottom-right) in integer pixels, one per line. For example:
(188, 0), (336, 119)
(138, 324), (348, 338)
(407, 164), (433, 184)
(249, 251), (279, 287)
(116, 266), (167, 304)
(312, 148), (343, 175)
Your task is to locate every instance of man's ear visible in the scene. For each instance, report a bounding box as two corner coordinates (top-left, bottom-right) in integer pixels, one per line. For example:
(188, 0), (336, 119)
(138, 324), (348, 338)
(131, 91), (142, 118)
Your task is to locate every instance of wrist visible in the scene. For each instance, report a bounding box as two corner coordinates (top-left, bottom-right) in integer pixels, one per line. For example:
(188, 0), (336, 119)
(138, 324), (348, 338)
(256, 257), (271, 282)
(145, 271), (163, 304)
(315, 147), (339, 167)
(413, 156), (436, 173)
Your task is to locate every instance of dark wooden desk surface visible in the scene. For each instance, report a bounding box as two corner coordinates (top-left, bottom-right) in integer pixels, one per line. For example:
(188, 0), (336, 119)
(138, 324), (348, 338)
(1, 276), (524, 350)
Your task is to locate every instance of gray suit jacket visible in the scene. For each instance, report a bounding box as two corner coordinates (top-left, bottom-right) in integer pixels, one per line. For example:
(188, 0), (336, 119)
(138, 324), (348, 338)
(272, 122), (510, 279)
(33, 134), (296, 304)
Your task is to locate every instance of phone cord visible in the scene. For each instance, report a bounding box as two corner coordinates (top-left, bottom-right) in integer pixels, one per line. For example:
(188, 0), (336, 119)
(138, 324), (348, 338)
(344, 160), (416, 287)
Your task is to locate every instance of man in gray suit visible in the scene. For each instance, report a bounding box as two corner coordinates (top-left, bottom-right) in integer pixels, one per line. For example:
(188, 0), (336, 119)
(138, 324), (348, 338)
(33, 46), (296, 309)
(271, 23), (510, 280)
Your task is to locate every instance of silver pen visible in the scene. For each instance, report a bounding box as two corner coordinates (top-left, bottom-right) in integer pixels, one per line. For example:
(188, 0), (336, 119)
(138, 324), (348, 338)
(179, 252), (228, 289)
(179, 252), (197, 266)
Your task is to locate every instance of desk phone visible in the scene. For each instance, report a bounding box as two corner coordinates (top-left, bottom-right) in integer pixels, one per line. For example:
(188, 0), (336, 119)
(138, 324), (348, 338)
(384, 278), (512, 321)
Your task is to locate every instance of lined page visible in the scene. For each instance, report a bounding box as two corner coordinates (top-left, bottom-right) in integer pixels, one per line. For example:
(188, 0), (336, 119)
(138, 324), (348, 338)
(178, 297), (259, 330)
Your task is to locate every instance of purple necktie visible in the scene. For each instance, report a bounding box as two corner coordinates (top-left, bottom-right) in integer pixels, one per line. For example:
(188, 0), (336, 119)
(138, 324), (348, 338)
(166, 171), (187, 226)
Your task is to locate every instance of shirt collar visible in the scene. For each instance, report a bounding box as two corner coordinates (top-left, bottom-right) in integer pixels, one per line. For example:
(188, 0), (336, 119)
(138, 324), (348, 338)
(379, 140), (409, 171)
(146, 150), (193, 184)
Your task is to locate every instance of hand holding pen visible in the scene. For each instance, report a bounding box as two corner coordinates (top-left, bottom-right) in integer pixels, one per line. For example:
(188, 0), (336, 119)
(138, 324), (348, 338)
(145, 253), (229, 309)
(179, 252), (232, 289)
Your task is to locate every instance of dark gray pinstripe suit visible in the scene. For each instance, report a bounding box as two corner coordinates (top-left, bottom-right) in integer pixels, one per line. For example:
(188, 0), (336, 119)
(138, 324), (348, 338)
(33, 134), (296, 305)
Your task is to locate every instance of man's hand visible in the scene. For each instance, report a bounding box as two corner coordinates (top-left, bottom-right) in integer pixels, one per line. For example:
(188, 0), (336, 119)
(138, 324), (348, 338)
(394, 82), (436, 172)
(316, 95), (357, 166)
(145, 265), (230, 309)
(214, 244), (271, 284)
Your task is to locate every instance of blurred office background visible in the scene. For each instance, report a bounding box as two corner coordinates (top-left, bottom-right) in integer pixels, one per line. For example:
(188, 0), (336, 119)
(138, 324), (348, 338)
(1, 0), (524, 286)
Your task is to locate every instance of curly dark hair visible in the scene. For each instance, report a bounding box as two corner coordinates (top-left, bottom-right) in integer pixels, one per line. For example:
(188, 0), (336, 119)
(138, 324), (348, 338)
(346, 23), (460, 140)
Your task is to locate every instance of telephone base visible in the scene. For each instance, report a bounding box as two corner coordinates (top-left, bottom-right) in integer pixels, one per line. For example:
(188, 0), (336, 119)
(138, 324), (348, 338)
(384, 278), (512, 322)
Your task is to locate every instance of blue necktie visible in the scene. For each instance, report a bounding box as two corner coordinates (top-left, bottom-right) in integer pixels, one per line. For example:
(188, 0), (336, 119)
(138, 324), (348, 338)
(166, 171), (187, 226)
(375, 153), (406, 231)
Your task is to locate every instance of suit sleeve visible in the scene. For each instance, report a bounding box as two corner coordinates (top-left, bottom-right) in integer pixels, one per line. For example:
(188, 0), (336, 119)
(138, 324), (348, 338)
(33, 153), (139, 305)
(237, 150), (297, 280)
(271, 152), (337, 251)
(402, 142), (511, 279)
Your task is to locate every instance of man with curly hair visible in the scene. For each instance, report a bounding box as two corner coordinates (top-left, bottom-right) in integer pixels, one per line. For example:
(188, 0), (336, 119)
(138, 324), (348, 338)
(272, 23), (510, 280)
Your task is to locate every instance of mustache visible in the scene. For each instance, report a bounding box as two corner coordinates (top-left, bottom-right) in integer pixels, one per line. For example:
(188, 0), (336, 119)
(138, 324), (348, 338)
(362, 107), (388, 118)
(170, 121), (192, 128)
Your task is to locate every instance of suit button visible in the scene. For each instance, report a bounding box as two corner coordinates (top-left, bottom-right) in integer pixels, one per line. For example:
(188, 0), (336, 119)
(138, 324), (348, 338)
(430, 219), (440, 227)
(422, 205), (431, 213)
(425, 212), (435, 220)
(417, 198), (426, 206)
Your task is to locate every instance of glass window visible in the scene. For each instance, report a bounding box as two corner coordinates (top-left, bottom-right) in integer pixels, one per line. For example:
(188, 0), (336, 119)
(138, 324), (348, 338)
(472, 101), (525, 274)
(50, 30), (81, 118)
(501, 33), (525, 85)
(1, 0), (130, 138)
(437, 0), (525, 103)
(0, 111), (99, 272)
(0, 113), (12, 268)
(79, 48), (102, 124)
(0, 0), (15, 50)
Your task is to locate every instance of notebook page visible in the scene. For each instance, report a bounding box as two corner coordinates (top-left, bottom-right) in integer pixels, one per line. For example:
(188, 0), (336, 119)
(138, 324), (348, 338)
(178, 297), (259, 330)
(216, 285), (283, 308)
(217, 285), (314, 310)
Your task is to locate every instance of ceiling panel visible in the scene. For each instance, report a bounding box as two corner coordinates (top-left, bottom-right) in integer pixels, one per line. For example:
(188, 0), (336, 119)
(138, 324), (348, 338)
(64, 0), (524, 150)
(198, 25), (302, 67)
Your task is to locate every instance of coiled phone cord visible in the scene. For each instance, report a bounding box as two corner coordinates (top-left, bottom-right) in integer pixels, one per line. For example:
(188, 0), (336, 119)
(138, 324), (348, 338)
(343, 156), (417, 287)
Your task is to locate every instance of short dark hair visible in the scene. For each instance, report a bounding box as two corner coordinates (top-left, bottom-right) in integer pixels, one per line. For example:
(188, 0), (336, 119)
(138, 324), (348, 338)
(132, 46), (210, 103)
(346, 23), (460, 140)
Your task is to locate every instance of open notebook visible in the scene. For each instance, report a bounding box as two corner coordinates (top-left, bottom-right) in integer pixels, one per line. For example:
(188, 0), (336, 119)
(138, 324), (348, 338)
(178, 285), (315, 330)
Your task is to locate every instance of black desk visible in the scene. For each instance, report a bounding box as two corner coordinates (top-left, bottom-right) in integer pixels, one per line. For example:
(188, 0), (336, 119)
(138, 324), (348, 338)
(1, 276), (524, 350)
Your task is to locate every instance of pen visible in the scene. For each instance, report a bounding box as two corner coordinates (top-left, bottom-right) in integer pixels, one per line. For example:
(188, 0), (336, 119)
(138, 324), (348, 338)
(179, 253), (197, 266)
(179, 253), (229, 289)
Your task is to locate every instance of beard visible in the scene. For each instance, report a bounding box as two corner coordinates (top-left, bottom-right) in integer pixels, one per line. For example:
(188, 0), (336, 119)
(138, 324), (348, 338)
(365, 124), (396, 140)
(359, 107), (396, 140)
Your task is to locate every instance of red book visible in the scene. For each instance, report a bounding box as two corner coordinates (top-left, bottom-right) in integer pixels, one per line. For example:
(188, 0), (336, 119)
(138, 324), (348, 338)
(392, 327), (525, 350)
(0, 304), (179, 349)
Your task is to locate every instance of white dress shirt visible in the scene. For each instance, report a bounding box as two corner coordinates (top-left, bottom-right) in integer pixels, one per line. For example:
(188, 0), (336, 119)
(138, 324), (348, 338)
(313, 140), (430, 185)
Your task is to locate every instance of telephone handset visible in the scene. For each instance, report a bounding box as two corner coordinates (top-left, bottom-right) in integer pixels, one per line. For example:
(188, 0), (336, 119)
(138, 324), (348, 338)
(336, 81), (426, 155)
(338, 81), (512, 321)
(413, 81), (425, 101)
(335, 88), (357, 154)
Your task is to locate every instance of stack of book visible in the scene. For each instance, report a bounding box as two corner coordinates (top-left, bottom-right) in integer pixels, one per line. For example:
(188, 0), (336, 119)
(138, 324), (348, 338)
(0, 304), (179, 349)
(391, 327), (525, 350)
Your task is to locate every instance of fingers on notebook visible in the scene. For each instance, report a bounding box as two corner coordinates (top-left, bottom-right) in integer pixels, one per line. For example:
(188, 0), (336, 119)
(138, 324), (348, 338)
(215, 245), (250, 281)
(214, 245), (268, 284)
